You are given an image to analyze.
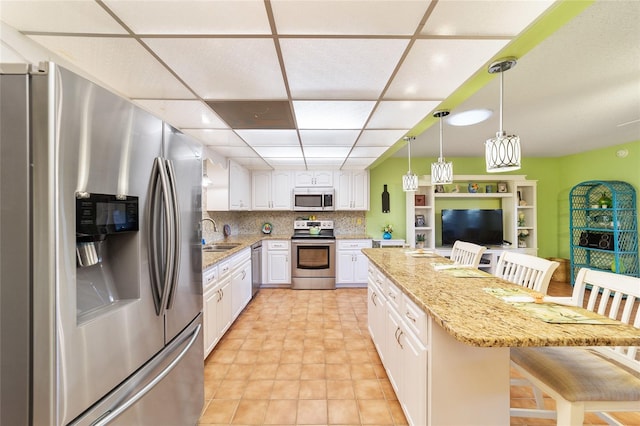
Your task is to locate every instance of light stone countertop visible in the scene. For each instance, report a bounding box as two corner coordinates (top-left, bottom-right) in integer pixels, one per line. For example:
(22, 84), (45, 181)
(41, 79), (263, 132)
(202, 234), (291, 269)
(362, 248), (640, 348)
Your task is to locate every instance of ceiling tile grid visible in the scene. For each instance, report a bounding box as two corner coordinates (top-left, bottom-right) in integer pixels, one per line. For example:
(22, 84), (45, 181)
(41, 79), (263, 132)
(4, 0), (613, 170)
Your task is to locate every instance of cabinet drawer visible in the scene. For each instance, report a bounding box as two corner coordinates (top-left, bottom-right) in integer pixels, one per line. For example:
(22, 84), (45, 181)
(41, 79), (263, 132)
(203, 264), (218, 292)
(338, 239), (372, 250)
(230, 247), (251, 268)
(402, 294), (428, 345)
(386, 280), (401, 311)
(218, 259), (231, 277)
(266, 240), (289, 250)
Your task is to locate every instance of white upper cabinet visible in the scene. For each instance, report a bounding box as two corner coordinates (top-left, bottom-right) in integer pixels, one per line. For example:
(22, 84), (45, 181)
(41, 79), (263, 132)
(294, 170), (333, 187)
(204, 159), (250, 211)
(335, 170), (369, 210)
(252, 170), (292, 210)
(229, 160), (251, 210)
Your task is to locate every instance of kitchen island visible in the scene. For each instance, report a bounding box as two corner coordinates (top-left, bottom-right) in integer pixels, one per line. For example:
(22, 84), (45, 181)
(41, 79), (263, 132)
(362, 248), (640, 425)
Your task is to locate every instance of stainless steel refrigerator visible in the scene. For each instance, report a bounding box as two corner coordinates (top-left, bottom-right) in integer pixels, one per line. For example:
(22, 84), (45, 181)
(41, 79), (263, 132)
(0, 62), (204, 425)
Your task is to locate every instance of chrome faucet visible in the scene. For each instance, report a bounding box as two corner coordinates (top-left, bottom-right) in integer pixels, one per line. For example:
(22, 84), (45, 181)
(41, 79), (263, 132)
(201, 217), (218, 232)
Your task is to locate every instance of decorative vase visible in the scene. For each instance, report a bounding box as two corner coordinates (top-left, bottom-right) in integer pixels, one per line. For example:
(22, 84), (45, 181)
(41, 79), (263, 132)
(383, 232), (392, 240)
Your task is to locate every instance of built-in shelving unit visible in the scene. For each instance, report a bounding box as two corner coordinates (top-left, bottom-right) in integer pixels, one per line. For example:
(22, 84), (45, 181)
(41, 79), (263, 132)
(406, 175), (538, 255)
(569, 180), (638, 283)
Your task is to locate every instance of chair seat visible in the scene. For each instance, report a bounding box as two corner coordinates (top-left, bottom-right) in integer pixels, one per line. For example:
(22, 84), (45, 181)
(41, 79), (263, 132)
(511, 347), (640, 402)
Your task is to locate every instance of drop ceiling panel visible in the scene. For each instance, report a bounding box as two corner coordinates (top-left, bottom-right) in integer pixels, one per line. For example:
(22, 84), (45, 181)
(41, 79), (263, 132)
(367, 100), (440, 129)
(253, 146), (303, 158)
(293, 101), (376, 129)
(134, 100), (227, 129)
(236, 129), (300, 146)
(385, 39), (509, 99)
(303, 146), (351, 158)
(271, 0), (431, 35)
(299, 130), (360, 146)
(0, 1), (127, 34)
(422, 1), (555, 36)
(144, 38), (287, 99)
(263, 158), (307, 168)
(210, 146), (259, 158)
(280, 38), (409, 99)
(357, 129), (408, 147)
(182, 129), (247, 147)
(28, 35), (193, 99)
(304, 158), (346, 168)
(349, 146), (390, 158)
(342, 157), (378, 169)
(104, 0), (271, 34)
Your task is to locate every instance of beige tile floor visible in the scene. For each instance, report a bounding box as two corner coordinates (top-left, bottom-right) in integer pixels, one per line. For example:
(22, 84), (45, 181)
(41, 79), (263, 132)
(199, 284), (640, 426)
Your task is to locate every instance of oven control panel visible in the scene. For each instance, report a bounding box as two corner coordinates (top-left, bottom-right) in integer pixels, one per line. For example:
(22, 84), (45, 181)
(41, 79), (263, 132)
(294, 220), (334, 230)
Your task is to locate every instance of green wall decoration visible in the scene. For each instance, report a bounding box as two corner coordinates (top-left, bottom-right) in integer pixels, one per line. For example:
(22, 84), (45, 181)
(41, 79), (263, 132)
(366, 140), (639, 260)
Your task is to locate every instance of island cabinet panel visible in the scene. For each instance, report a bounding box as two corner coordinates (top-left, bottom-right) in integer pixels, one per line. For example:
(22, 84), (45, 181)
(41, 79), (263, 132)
(367, 262), (509, 426)
(364, 247), (640, 425)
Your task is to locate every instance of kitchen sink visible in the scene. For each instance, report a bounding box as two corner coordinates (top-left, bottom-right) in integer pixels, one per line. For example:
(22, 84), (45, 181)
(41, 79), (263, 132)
(202, 243), (241, 252)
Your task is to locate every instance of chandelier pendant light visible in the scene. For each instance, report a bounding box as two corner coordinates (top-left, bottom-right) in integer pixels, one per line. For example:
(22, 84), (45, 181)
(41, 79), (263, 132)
(402, 136), (418, 192)
(485, 57), (521, 173)
(431, 110), (453, 184)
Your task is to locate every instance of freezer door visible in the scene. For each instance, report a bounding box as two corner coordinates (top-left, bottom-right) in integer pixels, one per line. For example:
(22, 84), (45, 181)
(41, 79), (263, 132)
(162, 125), (203, 342)
(69, 314), (204, 426)
(31, 64), (166, 425)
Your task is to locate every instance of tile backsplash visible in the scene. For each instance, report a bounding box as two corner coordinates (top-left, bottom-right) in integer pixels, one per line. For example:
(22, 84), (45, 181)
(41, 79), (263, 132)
(202, 210), (366, 241)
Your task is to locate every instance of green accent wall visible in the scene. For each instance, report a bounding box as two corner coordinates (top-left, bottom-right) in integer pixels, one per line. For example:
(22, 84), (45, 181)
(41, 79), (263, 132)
(367, 140), (639, 259)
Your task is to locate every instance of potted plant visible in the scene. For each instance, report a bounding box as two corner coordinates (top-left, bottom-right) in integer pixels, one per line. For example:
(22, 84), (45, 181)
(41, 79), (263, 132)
(518, 229), (529, 248)
(382, 224), (393, 239)
(416, 234), (425, 249)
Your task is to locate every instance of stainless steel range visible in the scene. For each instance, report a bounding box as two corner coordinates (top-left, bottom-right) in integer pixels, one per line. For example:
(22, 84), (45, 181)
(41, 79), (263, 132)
(291, 220), (336, 290)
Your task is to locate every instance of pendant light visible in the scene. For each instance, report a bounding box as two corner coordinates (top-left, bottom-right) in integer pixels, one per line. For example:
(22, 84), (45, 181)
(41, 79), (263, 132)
(485, 57), (521, 172)
(431, 110), (453, 184)
(402, 136), (418, 192)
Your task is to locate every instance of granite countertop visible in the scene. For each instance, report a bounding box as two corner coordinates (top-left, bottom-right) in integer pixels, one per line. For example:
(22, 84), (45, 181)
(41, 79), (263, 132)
(202, 234), (291, 269)
(335, 234), (372, 240)
(362, 248), (640, 348)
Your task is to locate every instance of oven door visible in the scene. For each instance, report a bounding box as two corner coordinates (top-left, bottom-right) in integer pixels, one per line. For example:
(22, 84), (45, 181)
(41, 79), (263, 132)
(291, 239), (336, 289)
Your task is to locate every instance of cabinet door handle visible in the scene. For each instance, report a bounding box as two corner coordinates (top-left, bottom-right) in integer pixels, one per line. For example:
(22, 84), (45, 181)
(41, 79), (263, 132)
(397, 330), (404, 349)
(371, 291), (377, 306)
(405, 311), (416, 323)
(388, 292), (396, 300)
(241, 270), (246, 280)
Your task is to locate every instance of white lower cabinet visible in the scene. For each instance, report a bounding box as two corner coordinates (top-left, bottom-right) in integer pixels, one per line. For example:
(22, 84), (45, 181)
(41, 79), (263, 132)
(203, 248), (253, 358)
(231, 251), (252, 319)
(336, 239), (371, 285)
(367, 271), (386, 361)
(369, 264), (427, 426)
(264, 240), (290, 285)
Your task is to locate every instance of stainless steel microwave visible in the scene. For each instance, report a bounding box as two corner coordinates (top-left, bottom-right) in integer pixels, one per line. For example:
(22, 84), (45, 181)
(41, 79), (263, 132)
(293, 188), (334, 211)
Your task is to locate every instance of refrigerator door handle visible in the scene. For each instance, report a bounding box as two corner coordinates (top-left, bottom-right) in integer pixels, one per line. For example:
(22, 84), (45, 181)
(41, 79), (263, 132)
(148, 157), (176, 316)
(73, 321), (202, 426)
(164, 159), (181, 310)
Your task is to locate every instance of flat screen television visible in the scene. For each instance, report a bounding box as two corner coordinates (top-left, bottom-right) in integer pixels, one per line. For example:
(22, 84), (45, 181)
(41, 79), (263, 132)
(441, 209), (503, 246)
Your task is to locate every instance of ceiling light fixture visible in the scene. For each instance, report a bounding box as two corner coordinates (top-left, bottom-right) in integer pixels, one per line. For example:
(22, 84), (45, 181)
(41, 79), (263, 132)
(402, 136), (418, 192)
(485, 57), (521, 173)
(431, 110), (453, 185)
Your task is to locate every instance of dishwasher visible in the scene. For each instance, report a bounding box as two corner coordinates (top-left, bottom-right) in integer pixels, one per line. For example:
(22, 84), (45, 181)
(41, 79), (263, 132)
(251, 241), (262, 297)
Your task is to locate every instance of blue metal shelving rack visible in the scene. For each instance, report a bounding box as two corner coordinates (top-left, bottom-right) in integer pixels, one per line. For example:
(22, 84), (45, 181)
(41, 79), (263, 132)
(569, 181), (638, 284)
